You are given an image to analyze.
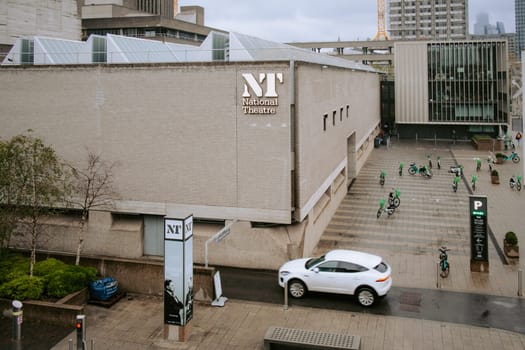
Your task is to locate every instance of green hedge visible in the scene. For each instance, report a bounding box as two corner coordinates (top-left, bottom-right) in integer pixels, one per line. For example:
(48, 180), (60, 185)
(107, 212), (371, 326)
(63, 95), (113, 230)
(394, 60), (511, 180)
(0, 252), (29, 285)
(505, 231), (518, 246)
(0, 275), (45, 300)
(0, 255), (98, 300)
(471, 134), (493, 142)
(45, 265), (97, 298)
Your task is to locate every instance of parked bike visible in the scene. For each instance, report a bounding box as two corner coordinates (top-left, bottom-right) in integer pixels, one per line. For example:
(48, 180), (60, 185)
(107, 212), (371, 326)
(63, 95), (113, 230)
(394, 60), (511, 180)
(452, 175), (460, 192)
(439, 246), (450, 278)
(509, 175), (522, 191)
(500, 151), (520, 164)
(449, 164), (463, 177)
(475, 158), (481, 172)
(377, 198), (395, 218)
(487, 156), (494, 173)
(379, 170), (386, 186)
(388, 188), (401, 208)
(408, 163), (432, 178)
(471, 174), (477, 191)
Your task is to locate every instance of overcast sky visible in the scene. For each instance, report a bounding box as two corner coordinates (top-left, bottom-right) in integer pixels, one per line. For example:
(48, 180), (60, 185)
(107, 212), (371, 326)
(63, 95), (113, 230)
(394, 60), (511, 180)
(178, 0), (515, 43)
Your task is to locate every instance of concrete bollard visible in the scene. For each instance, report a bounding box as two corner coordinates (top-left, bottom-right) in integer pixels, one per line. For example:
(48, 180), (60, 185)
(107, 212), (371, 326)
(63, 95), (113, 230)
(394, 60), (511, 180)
(283, 281), (289, 310)
(436, 262), (440, 289)
(11, 300), (23, 341)
(518, 269), (523, 297)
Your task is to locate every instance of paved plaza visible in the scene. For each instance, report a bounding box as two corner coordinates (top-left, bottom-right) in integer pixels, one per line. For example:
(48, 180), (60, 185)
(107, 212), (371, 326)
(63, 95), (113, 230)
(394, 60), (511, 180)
(46, 140), (525, 350)
(318, 140), (524, 297)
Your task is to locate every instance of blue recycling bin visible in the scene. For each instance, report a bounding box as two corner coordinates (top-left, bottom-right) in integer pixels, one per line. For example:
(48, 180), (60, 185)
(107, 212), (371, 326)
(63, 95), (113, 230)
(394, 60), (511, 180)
(89, 277), (119, 301)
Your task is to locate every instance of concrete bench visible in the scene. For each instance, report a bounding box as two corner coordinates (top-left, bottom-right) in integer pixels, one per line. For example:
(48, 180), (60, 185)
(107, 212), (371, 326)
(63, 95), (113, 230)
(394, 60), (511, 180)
(264, 326), (360, 350)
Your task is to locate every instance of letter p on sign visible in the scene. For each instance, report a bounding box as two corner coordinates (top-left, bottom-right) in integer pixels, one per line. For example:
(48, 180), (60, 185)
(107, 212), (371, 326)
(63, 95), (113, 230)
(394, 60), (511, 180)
(474, 200), (483, 210)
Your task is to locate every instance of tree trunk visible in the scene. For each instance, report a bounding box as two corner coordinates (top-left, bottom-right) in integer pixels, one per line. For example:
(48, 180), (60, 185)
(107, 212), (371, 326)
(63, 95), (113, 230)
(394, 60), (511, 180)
(75, 214), (87, 266)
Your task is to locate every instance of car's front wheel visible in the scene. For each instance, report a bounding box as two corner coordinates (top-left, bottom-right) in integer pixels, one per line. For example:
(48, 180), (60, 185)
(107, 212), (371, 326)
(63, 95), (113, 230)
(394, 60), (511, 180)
(356, 287), (376, 307)
(288, 279), (307, 298)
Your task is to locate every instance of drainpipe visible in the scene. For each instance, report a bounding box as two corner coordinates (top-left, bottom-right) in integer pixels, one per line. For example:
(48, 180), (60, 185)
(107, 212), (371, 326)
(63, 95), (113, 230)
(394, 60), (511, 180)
(290, 60), (298, 221)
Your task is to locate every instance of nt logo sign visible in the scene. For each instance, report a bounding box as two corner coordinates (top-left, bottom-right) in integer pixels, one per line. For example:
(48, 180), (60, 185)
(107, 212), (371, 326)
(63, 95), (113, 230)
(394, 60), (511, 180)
(241, 73), (283, 115)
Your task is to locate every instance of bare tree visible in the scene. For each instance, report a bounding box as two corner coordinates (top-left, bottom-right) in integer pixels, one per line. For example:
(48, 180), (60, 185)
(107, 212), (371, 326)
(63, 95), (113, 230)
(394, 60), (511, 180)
(67, 152), (118, 265)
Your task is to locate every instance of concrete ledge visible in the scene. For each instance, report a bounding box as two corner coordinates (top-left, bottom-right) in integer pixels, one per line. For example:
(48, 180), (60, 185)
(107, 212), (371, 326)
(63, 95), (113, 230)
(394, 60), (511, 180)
(0, 289), (86, 326)
(10, 250), (218, 302)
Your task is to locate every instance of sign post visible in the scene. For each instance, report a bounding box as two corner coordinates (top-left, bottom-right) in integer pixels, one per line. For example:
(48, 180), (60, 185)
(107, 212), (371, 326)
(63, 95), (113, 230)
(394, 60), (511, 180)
(469, 196), (489, 272)
(164, 215), (193, 341)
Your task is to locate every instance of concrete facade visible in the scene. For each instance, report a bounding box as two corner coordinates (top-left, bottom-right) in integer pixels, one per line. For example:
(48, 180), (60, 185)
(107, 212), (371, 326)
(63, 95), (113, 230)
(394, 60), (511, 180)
(0, 0), (81, 46)
(1, 61), (380, 270)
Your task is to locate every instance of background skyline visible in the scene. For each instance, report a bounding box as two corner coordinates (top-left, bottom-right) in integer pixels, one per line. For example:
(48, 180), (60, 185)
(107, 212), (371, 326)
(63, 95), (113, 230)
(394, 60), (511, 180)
(178, 0), (515, 43)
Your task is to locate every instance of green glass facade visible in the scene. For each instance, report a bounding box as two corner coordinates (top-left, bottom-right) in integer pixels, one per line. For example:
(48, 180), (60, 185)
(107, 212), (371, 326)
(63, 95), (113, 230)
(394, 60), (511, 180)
(427, 41), (508, 124)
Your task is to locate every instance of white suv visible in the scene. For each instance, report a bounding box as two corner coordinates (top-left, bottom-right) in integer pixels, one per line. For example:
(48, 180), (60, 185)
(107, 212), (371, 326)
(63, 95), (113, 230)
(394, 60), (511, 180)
(278, 249), (392, 307)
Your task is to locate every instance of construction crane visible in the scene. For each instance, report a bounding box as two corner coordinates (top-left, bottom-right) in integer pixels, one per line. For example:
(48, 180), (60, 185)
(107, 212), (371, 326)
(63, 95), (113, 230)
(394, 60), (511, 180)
(373, 0), (390, 41)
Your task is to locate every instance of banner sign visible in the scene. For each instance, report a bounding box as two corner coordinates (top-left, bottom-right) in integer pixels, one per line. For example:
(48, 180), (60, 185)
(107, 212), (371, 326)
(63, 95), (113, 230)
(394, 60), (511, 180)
(164, 215), (193, 326)
(469, 196), (488, 262)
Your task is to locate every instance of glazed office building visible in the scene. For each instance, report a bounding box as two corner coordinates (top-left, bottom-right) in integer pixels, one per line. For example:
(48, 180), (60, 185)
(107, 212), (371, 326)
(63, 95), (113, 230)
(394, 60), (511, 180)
(395, 40), (509, 138)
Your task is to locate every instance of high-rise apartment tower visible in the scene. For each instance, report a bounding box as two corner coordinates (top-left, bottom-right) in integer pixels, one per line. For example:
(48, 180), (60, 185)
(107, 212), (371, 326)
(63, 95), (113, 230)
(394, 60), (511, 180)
(516, 0), (525, 58)
(389, 0), (469, 40)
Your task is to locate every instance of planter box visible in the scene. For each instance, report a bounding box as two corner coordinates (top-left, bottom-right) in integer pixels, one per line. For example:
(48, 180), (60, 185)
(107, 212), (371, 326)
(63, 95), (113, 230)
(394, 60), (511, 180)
(0, 288), (87, 326)
(504, 240), (519, 258)
(471, 137), (502, 151)
(491, 176), (500, 184)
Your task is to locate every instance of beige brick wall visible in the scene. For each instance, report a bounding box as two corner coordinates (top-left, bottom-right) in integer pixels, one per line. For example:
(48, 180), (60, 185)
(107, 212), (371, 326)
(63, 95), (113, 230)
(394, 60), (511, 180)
(0, 63), (292, 223)
(295, 63), (381, 218)
(0, 61), (380, 268)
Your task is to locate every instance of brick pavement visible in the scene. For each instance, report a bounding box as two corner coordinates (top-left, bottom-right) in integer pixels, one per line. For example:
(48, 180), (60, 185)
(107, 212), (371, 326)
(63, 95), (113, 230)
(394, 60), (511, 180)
(49, 140), (525, 350)
(51, 295), (525, 350)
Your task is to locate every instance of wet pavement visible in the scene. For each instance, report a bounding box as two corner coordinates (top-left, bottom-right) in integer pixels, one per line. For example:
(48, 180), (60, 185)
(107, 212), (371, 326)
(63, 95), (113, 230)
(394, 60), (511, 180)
(0, 316), (70, 350)
(218, 266), (525, 335)
(4, 140), (525, 349)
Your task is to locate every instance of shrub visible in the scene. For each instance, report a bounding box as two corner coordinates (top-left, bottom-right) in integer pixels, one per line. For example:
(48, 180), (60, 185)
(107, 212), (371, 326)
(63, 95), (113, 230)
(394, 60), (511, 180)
(0, 253), (29, 285)
(45, 265), (97, 298)
(472, 134), (492, 141)
(491, 169), (499, 176)
(0, 253), (98, 300)
(496, 153), (505, 158)
(0, 275), (45, 300)
(33, 258), (67, 277)
(505, 231), (518, 246)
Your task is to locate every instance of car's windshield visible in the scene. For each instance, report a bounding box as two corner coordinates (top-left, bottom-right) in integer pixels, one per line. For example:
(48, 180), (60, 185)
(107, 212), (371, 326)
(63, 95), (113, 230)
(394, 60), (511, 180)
(305, 254), (326, 269)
